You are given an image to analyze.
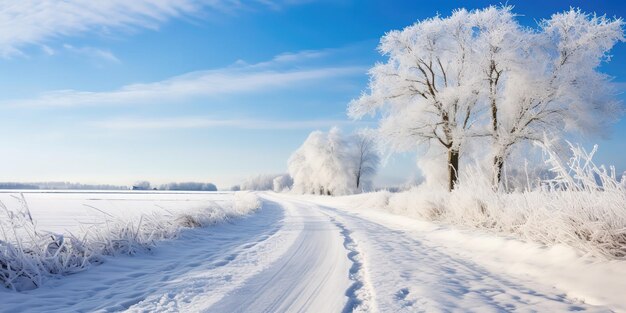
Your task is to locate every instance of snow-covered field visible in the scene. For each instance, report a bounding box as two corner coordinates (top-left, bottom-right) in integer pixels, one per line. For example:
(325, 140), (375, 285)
(0, 190), (261, 291)
(2, 191), (625, 312)
(0, 190), (235, 234)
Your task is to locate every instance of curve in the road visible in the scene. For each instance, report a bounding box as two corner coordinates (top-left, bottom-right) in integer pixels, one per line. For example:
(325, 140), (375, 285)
(207, 197), (354, 313)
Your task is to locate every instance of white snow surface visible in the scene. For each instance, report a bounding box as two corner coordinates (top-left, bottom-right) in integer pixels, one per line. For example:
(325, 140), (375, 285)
(2, 191), (624, 312)
(0, 190), (235, 234)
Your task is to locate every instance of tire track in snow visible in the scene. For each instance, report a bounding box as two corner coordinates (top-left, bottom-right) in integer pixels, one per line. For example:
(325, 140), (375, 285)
(323, 214), (368, 313)
(274, 196), (378, 313)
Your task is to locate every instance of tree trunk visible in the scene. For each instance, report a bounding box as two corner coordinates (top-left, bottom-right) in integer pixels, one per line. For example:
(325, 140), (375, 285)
(489, 60), (502, 190)
(493, 154), (504, 189)
(447, 148), (459, 191)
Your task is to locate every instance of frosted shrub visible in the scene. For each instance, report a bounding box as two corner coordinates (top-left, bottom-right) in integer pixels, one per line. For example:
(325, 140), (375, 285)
(0, 197), (93, 291)
(0, 193), (261, 291)
(233, 192), (262, 215)
(376, 143), (626, 259)
(386, 187), (447, 220)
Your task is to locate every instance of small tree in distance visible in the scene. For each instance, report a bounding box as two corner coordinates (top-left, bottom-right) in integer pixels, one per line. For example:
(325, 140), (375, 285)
(132, 181), (151, 190)
(352, 130), (380, 192)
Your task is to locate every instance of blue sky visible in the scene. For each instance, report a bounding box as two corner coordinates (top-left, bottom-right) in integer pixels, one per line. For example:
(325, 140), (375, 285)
(1, 0), (625, 188)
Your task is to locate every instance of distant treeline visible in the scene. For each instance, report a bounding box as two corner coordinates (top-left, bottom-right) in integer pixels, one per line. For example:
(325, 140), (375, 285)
(158, 182), (217, 191)
(0, 182), (128, 190)
(131, 181), (218, 191)
(0, 181), (220, 191)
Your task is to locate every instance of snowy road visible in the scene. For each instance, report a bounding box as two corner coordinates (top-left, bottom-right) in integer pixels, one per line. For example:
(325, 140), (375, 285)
(289, 197), (608, 313)
(208, 198), (352, 313)
(2, 193), (617, 312)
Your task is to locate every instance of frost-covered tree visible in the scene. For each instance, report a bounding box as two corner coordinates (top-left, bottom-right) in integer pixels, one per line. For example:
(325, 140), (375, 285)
(132, 181), (151, 190)
(350, 6), (624, 190)
(294, 128), (352, 195)
(351, 130), (380, 192)
(349, 9), (482, 191)
(241, 174), (282, 191)
(272, 174), (293, 192)
(476, 7), (624, 187)
(288, 128), (359, 196)
(470, 6), (528, 186)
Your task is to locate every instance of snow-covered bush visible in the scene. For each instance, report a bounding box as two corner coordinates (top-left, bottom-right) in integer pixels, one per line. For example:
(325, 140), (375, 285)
(0, 193), (261, 291)
(347, 143), (626, 259)
(233, 192), (262, 214)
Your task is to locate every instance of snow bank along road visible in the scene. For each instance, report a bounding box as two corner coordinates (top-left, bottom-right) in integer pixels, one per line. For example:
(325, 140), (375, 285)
(3, 192), (621, 312)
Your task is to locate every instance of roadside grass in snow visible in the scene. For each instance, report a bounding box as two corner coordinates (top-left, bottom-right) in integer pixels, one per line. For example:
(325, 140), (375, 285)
(0, 192), (261, 291)
(351, 143), (626, 259)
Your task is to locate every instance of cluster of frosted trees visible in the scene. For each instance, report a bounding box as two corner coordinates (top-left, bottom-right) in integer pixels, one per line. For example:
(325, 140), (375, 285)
(239, 174), (277, 191)
(288, 128), (379, 196)
(239, 173), (293, 192)
(132, 181), (217, 191)
(159, 182), (217, 191)
(350, 6), (624, 191)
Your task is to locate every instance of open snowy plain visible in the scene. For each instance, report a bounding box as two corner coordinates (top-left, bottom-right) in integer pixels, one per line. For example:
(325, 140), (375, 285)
(1, 191), (624, 312)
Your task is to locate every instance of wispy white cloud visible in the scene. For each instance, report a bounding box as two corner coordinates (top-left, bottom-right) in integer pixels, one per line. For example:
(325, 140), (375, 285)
(5, 66), (364, 107)
(63, 44), (120, 63)
(242, 42), (375, 69)
(41, 45), (55, 56)
(88, 116), (364, 130)
(3, 46), (366, 107)
(0, 0), (305, 57)
(244, 49), (330, 68)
